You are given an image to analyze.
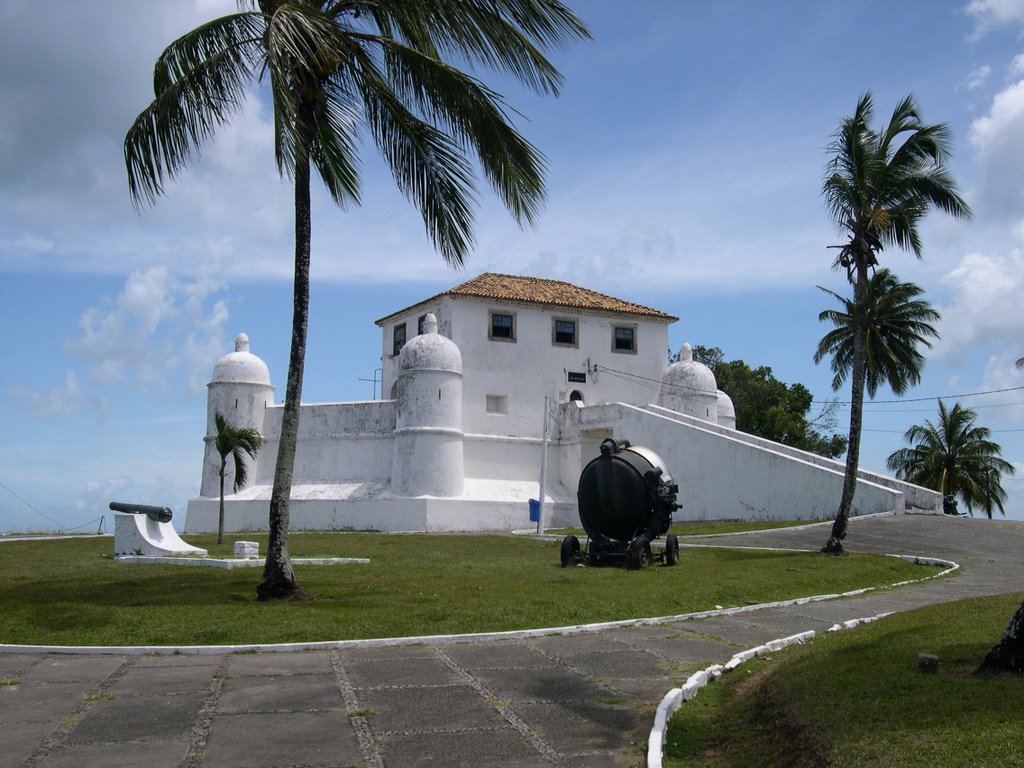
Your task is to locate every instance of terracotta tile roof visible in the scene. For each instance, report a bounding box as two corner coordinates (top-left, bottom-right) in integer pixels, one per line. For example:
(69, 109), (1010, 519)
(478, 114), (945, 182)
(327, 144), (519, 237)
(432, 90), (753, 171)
(376, 273), (677, 324)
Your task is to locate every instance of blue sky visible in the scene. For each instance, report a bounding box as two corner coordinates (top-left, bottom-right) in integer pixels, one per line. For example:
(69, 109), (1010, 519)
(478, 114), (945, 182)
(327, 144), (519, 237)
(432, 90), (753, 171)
(2, 0), (1023, 532)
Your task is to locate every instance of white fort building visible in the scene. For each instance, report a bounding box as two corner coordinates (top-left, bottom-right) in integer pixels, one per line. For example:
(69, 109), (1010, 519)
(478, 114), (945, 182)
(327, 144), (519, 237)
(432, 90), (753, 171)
(184, 273), (939, 534)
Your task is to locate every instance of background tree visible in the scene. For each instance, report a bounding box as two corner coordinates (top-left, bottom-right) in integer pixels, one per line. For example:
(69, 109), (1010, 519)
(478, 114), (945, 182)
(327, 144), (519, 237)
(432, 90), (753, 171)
(126, 1), (588, 600)
(690, 346), (847, 458)
(886, 400), (1014, 518)
(815, 268), (940, 401)
(819, 93), (971, 554)
(214, 412), (263, 545)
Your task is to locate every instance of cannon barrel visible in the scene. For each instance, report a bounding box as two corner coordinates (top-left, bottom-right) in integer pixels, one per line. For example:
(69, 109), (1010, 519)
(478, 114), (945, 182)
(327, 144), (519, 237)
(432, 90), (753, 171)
(108, 501), (173, 524)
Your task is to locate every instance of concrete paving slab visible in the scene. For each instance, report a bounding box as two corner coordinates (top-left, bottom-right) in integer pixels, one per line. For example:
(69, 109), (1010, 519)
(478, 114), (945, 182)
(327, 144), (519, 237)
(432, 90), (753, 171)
(0, 681), (90, 724)
(513, 699), (648, 754)
(32, 738), (192, 768)
(528, 632), (630, 658)
(466, 666), (609, 702)
(66, 691), (205, 744)
(345, 655), (462, 688)
(608, 626), (739, 665)
(598, 674), (675, 702)
(217, 674), (343, 714)
(0, 655), (33, 678)
(557, 648), (668, 680)
(0, 718), (57, 765)
(442, 641), (560, 670)
(360, 684), (503, 732)
(19, 655), (125, 684)
(112, 663), (215, 695)
(133, 654), (225, 669)
(376, 726), (538, 768)
(227, 650), (333, 676)
(202, 710), (362, 768)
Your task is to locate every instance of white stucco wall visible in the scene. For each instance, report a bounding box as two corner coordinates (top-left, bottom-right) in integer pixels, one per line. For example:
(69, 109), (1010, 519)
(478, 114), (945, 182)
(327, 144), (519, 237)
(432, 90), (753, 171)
(257, 401), (397, 485)
(380, 296), (671, 439)
(569, 402), (914, 521)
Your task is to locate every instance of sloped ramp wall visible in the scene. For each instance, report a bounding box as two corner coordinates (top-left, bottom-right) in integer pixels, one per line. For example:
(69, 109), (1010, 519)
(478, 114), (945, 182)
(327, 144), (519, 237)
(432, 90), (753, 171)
(573, 403), (909, 521)
(643, 404), (941, 512)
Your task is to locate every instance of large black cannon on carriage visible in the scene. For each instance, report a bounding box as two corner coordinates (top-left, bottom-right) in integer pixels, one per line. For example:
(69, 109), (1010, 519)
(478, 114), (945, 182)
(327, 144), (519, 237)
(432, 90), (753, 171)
(560, 438), (680, 569)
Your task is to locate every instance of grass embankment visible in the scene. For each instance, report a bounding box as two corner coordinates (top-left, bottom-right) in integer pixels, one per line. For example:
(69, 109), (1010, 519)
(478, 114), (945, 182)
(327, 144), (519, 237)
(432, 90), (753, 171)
(0, 533), (932, 647)
(665, 593), (1024, 768)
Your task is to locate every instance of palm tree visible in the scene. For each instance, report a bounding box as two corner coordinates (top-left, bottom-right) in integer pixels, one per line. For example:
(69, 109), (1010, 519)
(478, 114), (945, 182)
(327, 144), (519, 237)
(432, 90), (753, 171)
(815, 266), (940, 401)
(819, 93), (971, 554)
(886, 400), (1014, 518)
(214, 412), (263, 546)
(125, 1), (589, 600)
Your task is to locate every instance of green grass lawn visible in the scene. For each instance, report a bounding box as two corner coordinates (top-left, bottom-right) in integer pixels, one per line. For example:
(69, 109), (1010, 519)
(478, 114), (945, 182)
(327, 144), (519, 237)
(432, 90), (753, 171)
(0, 532), (934, 647)
(665, 593), (1024, 768)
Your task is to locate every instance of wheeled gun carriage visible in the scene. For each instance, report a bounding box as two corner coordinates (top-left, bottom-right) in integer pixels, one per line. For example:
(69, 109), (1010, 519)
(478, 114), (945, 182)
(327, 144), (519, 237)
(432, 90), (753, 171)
(560, 438), (680, 569)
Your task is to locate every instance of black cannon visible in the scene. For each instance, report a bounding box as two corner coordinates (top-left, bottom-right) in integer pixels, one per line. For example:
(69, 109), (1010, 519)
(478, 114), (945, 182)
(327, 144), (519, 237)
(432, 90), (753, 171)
(109, 501), (173, 524)
(560, 438), (680, 569)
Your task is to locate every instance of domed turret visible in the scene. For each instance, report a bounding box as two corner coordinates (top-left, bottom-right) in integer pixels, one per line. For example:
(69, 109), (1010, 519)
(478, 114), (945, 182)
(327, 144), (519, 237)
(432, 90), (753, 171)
(211, 333), (271, 386)
(391, 314), (464, 497)
(200, 333), (274, 498)
(717, 389), (736, 429)
(659, 343), (719, 423)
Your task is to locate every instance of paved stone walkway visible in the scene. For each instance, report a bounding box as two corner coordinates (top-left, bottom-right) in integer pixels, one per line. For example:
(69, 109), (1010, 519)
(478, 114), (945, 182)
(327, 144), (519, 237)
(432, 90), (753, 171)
(1, 514), (1022, 768)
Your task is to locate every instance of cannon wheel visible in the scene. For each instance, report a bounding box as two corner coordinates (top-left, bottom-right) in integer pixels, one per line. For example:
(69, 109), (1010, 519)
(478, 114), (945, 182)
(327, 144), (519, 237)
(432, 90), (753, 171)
(627, 535), (652, 570)
(664, 534), (680, 566)
(560, 535), (581, 567)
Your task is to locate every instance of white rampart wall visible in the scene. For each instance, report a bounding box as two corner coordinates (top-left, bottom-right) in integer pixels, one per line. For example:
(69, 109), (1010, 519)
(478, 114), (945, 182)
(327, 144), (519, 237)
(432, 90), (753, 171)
(643, 404), (941, 511)
(568, 403), (912, 521)
(257, 401), (396, 484)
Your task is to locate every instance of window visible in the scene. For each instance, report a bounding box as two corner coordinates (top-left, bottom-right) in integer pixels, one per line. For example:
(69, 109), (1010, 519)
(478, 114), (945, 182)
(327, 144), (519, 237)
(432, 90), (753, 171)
(486, 394), (508, 414)
(552, 318), (578, 347)
(612, 324), (636, 353)
(417, 314), (428, 335)
(489, 311), (516, 341)
(392, 323), (407, 356)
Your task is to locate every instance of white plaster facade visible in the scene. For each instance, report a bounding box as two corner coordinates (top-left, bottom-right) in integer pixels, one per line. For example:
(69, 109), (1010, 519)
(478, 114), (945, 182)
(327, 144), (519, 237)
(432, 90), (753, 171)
(184, 273), (940, 534)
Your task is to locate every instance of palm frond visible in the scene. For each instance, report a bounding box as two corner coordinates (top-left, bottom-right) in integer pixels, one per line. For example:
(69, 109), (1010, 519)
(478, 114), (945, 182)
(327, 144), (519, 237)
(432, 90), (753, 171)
(125, 13), (264, 208)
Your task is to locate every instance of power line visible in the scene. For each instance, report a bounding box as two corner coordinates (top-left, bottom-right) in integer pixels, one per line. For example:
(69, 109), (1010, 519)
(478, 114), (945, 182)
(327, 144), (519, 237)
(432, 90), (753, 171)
(0, 479), (66, 529)
(813, 385), (1024, 407)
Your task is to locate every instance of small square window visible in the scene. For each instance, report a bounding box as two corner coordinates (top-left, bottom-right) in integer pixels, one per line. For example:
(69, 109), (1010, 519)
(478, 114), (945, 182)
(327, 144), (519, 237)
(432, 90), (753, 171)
(553, 318), (577, 347)
(489, 311), (516, 341)
(612, 325), (636, 353)
(486, 394), (508, 414)
(393, 323), (407, 356)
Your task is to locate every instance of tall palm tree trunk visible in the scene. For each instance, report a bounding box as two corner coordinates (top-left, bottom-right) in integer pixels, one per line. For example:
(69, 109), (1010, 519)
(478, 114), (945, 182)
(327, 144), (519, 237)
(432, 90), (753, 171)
(823, 266), (868, 554)
(218, 458), (227, 545)
(257, 105), (314, 602)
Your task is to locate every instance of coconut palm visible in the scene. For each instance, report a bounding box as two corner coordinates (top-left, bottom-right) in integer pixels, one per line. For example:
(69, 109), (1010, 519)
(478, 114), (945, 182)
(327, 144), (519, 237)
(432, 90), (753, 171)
(819, 93), (971, 554)
(125, 1), (588, 599)
(886, 400), (1014, 518)
(815, 267), (940, 395)
(214, 412), (263, 545)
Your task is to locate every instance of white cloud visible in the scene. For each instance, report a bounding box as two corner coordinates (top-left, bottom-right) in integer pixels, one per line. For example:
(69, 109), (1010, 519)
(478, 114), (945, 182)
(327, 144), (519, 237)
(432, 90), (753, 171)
(966, 0), (1024, 38)
(933, 249), (1024, 359)
(967, 64), (992, 89)
(9, 371), (106, 421)
(969, 77), (1024, 219)
(65, 266), (229, 395)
